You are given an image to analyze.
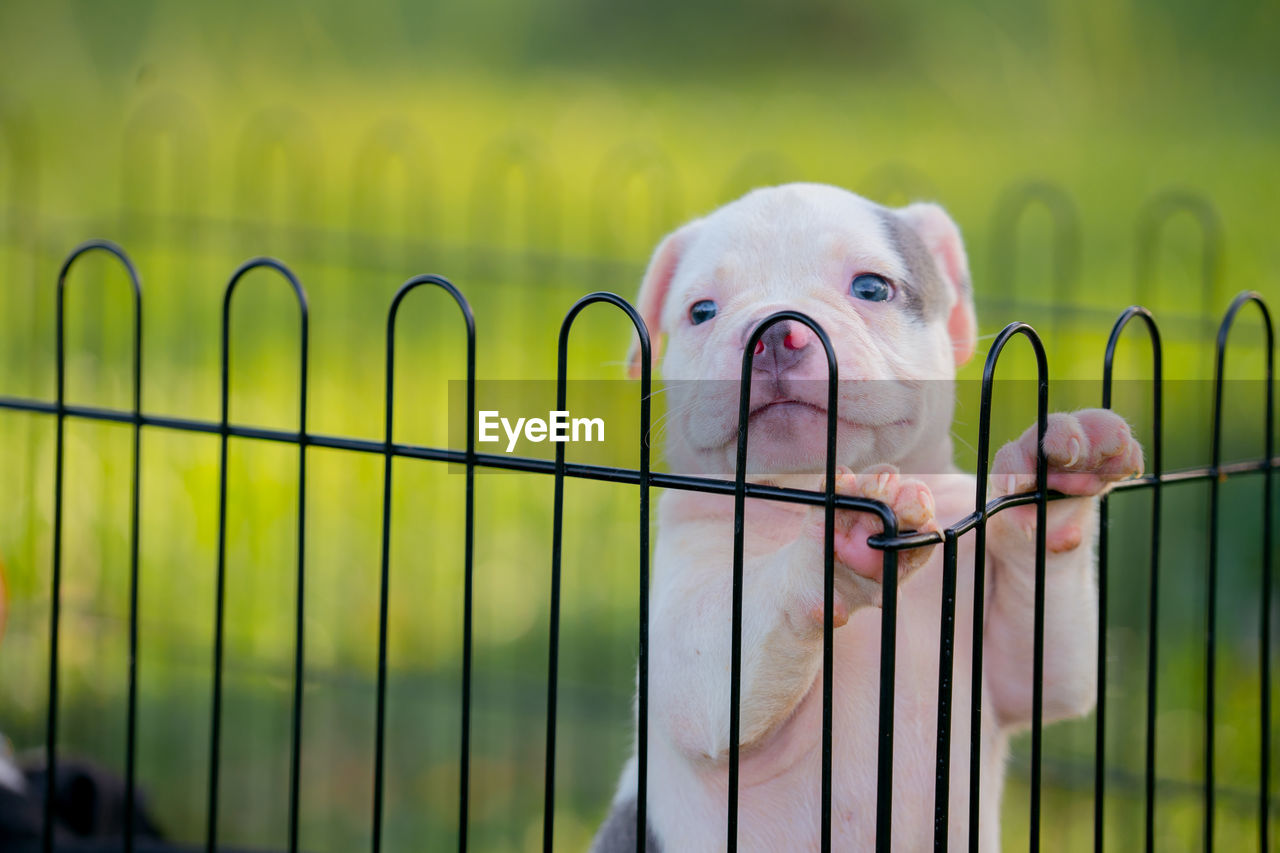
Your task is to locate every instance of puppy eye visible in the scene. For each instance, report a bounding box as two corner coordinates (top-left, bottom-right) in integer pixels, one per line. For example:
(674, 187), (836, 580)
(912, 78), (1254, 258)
(850, 273), (894, 302)
(689, 299), (718, 325)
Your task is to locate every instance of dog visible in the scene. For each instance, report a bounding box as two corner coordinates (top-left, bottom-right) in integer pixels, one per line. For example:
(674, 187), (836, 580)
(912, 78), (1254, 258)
(590, 183), (1142, 851)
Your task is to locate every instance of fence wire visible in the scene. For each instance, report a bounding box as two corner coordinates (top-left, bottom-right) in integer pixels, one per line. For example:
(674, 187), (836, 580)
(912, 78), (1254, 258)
(0, 239), (1273, 853)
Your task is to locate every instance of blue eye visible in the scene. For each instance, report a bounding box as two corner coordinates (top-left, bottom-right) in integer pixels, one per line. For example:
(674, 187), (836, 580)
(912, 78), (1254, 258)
(689, 299), (718, 325)
(851, 274), (893, 302)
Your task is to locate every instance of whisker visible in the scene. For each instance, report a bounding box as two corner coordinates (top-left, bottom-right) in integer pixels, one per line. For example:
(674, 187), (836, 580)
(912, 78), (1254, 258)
(950, 429), (978, 457)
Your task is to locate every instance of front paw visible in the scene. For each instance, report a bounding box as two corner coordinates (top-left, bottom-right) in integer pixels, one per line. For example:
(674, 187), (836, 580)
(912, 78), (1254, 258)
(803, 465), (938, 621)
(991, 409), (1143, 552)
(993, 409), (1144, 497)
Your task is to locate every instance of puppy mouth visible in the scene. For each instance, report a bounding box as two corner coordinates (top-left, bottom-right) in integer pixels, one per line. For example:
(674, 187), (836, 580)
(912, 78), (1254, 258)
(713, 399), (913, 456)
(747, 398), (910, 429)
(674, 382), (922, 456)
(750, 399), (829, 419)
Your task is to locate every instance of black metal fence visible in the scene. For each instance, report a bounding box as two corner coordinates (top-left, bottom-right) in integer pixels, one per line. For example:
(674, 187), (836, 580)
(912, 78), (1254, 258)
(0, 236), (1273, 853)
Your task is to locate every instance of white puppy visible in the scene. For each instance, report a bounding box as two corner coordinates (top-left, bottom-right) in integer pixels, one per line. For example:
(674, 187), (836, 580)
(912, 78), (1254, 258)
(590, 184), (1142, 851)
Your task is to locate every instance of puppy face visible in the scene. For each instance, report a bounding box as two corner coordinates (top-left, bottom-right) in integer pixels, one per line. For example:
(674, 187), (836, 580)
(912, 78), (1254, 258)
(630, 184), (977, 478)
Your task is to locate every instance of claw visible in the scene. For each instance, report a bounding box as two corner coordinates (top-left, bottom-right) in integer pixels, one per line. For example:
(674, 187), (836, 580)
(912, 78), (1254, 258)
(1065, 436), (1081, 468)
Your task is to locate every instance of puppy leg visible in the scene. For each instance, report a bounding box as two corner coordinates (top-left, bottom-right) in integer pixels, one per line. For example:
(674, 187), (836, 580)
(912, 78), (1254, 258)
(649, 472), (938, 761)
(798, 464), (940, 624)
(984, 410), (1143, 726)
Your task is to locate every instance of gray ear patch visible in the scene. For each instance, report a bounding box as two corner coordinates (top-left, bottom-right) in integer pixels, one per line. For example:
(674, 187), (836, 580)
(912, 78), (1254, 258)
(589, 796), (662, 853)
(875, 208), (948, 322)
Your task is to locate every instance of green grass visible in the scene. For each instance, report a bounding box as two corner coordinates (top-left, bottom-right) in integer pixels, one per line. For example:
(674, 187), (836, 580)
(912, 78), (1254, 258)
(1, 0), (1277, 848)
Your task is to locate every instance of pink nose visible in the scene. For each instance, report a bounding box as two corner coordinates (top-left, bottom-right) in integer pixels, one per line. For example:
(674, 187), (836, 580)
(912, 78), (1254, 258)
(753, 325), (811, 355)
(783, 324), (812, 349)
(750, 320), (813, 376)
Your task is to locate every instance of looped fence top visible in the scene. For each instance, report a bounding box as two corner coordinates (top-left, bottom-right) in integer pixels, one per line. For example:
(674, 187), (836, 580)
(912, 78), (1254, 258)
(210, 256), (310, 853)
(47, 238), (145, 853)
(543, 291), (653, 853)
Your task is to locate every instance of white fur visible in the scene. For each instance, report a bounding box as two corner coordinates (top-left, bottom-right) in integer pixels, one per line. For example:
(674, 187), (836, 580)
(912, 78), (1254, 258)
(597, 184), (1139, 852)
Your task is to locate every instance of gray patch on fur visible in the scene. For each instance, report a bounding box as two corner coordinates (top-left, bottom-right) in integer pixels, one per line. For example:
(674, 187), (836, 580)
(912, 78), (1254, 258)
(875, 208), (949, 322)
(589, 796), (661, 853)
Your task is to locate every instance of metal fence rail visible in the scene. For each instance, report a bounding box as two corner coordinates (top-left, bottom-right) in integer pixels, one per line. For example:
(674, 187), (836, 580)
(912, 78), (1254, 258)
(0, 239), (1274, 853)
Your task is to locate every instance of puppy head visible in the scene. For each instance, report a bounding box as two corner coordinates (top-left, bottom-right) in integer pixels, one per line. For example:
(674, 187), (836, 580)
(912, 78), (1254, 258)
(628, 183), (976, 479)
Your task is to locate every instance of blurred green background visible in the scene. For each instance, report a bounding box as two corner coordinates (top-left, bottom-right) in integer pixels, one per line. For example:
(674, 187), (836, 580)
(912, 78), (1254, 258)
(0, 0), (1277, 850)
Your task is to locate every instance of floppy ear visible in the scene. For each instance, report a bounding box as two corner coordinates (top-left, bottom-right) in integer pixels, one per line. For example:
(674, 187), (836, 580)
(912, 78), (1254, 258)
(627, 219), (702, 378)
(896, 202), (978, 366)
